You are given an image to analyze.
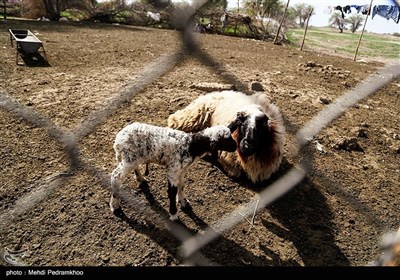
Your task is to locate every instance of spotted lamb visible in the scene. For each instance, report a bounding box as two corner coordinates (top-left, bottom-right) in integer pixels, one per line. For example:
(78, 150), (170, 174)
(109, 122), (237, 220)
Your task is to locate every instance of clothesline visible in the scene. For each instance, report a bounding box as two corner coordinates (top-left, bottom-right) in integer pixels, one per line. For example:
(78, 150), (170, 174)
(328, 4), (400, 23)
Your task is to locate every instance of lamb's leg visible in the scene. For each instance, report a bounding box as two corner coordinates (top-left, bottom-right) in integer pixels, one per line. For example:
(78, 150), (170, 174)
(110, 163), (125, 213)
(177, 173), (189, 208)
(167, 162), (184, 220)
(134, 168), (146, 184)
(110, 162), (135, 214)
(167, 181), (178, 221)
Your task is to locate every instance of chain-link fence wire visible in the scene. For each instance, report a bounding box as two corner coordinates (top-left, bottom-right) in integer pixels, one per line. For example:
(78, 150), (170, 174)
(0, 0), (400, 266)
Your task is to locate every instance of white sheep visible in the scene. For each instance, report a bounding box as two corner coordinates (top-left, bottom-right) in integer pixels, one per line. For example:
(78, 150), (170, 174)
(168, 90), (285, 184)
(109, 122), (237, 220)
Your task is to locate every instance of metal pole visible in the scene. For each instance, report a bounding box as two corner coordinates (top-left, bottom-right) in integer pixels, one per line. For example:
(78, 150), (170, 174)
(300, 8), (313, 51)
(3, 0), (7, 20)
(274, 0), (290, 44)
(354, 0), (374, 61)
(234, 0), (240, 35)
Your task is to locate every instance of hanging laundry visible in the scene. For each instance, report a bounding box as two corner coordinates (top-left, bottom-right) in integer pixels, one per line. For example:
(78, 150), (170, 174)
(372, 5), (400, 23)
(361, 4), (371, 15)
(351, 5), (362, 13)
(350, 6), (358, 14)
(387, 5), (400, 23)
(352, 4), (371, 15)
(343, 5), (352, 14)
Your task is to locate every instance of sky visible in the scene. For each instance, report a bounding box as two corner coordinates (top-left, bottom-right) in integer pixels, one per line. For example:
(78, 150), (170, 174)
(98, 0), (400, 34)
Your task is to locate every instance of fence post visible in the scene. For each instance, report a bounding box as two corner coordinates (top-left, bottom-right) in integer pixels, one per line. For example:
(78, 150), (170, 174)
(233, 0), (240, 36)
(300, 8), (314, 51)
(274, 0), (290, 44)
(3, 0), (7, 20)
(354, 0), (374, 61)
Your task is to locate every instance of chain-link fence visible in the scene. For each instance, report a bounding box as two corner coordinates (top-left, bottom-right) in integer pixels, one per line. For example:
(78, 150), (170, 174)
(1, 0), (400, 267)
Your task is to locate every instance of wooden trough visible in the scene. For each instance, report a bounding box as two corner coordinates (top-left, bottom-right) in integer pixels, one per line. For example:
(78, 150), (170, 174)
(9, 29), (47, 65)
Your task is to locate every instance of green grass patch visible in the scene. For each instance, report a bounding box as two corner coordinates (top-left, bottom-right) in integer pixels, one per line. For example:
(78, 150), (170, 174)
(287, 27), (400, 60)
(224, 25), (250, 36)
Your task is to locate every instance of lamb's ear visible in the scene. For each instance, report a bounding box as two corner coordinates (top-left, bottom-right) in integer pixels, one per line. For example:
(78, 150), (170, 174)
(228, 119), (238, 132)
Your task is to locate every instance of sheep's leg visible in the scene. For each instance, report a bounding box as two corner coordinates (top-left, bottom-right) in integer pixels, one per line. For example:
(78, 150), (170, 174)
(218, 152), (243, 178)
(110, 162), (132, 213)
(144, 163), (150, 176)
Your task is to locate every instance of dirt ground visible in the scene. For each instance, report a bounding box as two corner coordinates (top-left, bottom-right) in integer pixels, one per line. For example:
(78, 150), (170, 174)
(0, 19), (399, 267)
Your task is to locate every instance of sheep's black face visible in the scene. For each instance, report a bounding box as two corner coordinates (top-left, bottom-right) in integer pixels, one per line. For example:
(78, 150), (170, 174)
(230, 111), (269, 157)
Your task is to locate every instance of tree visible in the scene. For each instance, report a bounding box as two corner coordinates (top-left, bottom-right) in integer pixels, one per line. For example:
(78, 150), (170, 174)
(42, 0), (94, 21)
(261, 0), (283, 18)
(329, 10), (345, 33)
(3, 0), (24, 19)
(42, 0), (62, 20)
(242, 0), (283, 19)
(200, 0), (227, 11)
(291, 3), (314, 28)
(20, 0), (121, 21)
(346, 14), (364, 33)
(21, 0), (44, 19)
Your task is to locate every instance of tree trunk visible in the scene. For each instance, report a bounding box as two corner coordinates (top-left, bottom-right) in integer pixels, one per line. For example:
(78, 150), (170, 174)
(42, 0), (61, 21)
(56, 0), (61, 20)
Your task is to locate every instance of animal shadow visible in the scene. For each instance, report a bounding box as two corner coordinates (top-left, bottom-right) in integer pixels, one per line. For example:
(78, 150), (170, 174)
(18, 52), (50, 67)
(114, 180), (294, 266)
(264, 177), (350, 266)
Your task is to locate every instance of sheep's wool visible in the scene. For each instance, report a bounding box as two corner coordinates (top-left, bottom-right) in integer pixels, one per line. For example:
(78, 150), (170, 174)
(168, 90), (285, 183)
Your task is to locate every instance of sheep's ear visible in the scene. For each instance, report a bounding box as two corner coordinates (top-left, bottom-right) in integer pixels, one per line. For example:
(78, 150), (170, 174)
(228, 119), (238, 132)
